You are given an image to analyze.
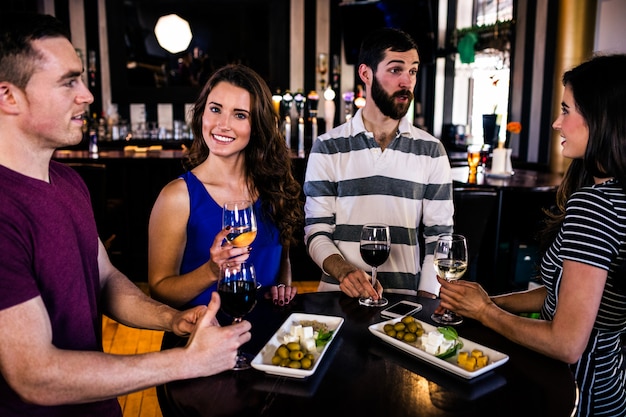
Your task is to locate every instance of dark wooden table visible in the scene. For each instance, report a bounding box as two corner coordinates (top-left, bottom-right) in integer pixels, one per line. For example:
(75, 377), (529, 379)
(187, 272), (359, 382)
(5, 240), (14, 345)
(163, 292), (577, 417)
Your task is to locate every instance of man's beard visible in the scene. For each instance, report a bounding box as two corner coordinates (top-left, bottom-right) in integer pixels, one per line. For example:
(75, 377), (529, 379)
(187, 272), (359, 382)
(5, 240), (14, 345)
(370, 75), (414, 120)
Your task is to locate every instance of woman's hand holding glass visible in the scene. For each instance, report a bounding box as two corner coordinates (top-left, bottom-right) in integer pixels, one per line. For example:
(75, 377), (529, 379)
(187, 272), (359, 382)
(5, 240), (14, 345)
(210, 200), (257, 275)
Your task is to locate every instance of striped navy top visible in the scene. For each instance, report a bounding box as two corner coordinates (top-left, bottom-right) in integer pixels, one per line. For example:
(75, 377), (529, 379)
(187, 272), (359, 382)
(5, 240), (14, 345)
(540, 179), (626, 417)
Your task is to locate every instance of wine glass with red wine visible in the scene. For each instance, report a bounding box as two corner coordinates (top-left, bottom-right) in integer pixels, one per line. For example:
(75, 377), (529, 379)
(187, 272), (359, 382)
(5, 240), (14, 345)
(359, 224), (391, 307)
(217, 262), (257, 370)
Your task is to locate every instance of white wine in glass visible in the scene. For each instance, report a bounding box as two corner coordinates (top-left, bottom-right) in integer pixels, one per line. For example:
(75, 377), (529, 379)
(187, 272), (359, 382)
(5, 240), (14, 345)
(358, 224), (391, 307)
(223, 200), (257, 247)
(431, 234), (468, 325)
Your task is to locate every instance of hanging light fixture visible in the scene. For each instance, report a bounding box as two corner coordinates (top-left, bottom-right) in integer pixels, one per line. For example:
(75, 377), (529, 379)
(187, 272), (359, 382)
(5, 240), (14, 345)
(154, 14), (192, 54)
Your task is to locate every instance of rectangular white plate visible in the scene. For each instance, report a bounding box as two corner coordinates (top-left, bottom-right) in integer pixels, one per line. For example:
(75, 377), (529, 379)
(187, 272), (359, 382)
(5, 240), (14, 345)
(369, 317), (509, 379)
(251, 313), (344, 378)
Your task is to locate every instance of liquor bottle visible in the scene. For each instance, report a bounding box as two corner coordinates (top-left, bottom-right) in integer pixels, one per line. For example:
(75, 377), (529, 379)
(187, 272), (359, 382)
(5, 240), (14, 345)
(88, 113), (99, 155)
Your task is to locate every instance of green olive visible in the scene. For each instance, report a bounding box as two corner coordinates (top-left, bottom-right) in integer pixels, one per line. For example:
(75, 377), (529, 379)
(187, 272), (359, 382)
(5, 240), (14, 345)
(289, 350), (304, 360)
(276, 345), (289, 359)
(385, 329), (397, 338)
(406, 322), (419, 334)
(393, 322), (406, 332)
(403, 332), (417, 343)
(288, 360), (302, 369)
(286, 342), (301, 351)
(301, 357), (313, 369)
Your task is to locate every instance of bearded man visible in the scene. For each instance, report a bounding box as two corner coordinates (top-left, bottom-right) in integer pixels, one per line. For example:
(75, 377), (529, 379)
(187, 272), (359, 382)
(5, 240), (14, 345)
(304, 27), (454, 301)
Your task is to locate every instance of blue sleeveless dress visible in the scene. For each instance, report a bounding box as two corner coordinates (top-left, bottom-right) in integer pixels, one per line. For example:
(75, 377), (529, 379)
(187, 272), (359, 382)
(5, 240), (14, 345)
(180, 171), (282, 307)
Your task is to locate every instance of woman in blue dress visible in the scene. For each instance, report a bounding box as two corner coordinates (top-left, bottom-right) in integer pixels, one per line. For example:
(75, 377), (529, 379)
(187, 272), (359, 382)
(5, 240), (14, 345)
(148, 64), (303, 313)
(438, 54), (626, 417)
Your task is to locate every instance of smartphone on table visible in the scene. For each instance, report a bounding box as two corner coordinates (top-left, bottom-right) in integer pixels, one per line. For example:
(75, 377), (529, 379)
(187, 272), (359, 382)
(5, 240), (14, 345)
(380, 300), (423, 319)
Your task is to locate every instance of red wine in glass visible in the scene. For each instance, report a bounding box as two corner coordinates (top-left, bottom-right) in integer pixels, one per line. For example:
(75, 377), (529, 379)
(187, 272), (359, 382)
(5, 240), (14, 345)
(218, 280), (257, 319)
(360, 243), (391, 267)
(217, 262), (257, 370)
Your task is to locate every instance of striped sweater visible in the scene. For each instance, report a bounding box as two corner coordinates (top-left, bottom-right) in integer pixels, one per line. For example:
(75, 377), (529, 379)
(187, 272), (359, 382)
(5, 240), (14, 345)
(303, 109), (454, 295)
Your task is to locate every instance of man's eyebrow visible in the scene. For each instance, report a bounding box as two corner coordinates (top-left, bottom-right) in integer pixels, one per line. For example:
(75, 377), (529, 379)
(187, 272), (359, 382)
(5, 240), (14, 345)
(386, 59), (420, 66)
(60, 70), (83, 82)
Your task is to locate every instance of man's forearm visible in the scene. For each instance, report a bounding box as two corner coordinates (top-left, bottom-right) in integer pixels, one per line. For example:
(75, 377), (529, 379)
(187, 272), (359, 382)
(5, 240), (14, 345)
(322, 254), (357, 282)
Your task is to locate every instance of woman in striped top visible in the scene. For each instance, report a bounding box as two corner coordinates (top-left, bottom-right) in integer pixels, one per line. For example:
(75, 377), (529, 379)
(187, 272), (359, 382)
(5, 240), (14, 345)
(437, 54), (626, 417)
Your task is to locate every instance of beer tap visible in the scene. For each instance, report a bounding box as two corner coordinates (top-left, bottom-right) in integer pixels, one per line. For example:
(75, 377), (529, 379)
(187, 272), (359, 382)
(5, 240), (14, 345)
(281, 90), (293, 151)
(307, 90), (320, 149)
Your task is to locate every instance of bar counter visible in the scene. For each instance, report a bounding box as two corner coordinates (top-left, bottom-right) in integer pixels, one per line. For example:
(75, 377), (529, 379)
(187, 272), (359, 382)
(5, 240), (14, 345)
(163, 292), (577, 417)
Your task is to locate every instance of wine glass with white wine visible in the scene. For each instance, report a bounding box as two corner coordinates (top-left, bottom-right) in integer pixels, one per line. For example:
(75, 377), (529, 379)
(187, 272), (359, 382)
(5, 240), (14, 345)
(223, 200), (257, 248)
(431, 234), (468, 326)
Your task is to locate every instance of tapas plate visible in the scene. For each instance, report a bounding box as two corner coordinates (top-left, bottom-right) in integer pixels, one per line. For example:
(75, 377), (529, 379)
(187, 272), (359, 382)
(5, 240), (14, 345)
(251, 313), (344, 378)
(369, 317), (509, 379)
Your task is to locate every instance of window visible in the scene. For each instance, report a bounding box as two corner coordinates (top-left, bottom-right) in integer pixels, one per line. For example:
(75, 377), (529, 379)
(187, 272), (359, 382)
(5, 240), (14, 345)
(451, 0), (514, 148)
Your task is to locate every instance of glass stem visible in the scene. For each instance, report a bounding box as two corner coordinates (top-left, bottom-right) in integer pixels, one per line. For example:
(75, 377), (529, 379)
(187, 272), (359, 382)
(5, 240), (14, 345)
(371, 266), (378, 289)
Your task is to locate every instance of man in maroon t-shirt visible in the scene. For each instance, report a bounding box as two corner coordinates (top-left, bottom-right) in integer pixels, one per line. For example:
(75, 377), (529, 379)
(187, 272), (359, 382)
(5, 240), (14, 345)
(0, 12), (251, 417)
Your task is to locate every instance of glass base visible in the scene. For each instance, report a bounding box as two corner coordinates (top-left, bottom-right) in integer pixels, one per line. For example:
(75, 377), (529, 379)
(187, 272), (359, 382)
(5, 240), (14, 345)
(358, 296), (389, 307)
(431, 311), (463, 326)
(232, 351), (255, 370)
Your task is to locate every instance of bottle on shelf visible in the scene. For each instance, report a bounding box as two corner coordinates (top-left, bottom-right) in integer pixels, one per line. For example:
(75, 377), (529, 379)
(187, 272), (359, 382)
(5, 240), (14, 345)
(88, 112), (99, 155)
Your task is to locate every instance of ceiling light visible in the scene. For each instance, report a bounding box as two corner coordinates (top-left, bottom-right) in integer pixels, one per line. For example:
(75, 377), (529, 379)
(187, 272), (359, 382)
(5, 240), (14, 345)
(154, 14), (192, 54)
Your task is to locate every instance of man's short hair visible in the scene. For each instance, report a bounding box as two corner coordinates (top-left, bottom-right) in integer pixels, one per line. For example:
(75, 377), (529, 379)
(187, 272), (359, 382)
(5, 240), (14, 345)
(0, 12), (71, 89)
(358, 27), (419, 72)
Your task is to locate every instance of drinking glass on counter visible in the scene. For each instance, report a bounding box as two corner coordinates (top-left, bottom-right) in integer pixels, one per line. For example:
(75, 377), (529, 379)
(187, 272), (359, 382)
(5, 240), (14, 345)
(467, 145), (482, 176)
(358, 224), (391, 307)
(431, 234), (468, 325)
(223, 200), (257, 247)
(217, 262), (258, 370)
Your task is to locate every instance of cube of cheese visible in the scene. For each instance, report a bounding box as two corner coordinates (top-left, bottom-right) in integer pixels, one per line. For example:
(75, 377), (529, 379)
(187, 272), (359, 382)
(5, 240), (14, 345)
(302, 338), (317, 353)
(290, 324), (302, 338)
(424, 343), (439, 355)
(471, 349), (483, 358)
(462, 356), (477, 371)
(476, 355), (489, 368)
(426, 331), (444, 346)
(302, 326), (314, 339)
(439, 339), (454, 352)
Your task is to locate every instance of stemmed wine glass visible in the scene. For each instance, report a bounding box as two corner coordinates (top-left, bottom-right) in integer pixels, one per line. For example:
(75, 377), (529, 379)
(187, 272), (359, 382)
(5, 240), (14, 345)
(223, 200), (257, 248)
(217, 262), (257, 370)
(359, 224), (391, 307)
(431, 234), (468, 326)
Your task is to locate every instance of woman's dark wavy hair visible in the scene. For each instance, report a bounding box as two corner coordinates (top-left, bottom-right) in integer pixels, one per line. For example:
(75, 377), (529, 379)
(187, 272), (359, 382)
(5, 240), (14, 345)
(540, 54), (626, 251)
(184, 64), (303, 246)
